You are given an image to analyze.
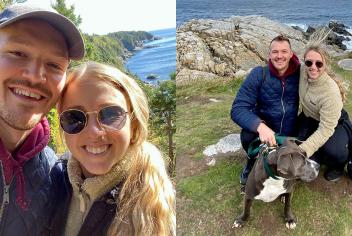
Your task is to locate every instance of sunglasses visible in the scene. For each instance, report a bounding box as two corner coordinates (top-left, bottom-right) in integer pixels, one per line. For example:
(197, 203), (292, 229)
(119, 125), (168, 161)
(60, 105), (128, 134)
(304, 60), (324, 69)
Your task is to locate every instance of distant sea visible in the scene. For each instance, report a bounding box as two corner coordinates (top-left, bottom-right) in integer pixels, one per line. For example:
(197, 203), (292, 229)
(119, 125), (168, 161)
(126, 28), (176, 84)
(177, 0), (352, 50)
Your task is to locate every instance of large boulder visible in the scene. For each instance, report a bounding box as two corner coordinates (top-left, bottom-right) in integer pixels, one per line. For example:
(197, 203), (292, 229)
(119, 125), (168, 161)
(203, 133), (242, 157)
(338, 59), (352, 71)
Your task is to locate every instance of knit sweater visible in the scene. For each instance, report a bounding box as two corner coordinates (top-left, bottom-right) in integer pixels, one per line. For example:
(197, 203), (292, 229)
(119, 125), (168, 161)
(64, 153), (131, 236)
(298, 67), (343, 157)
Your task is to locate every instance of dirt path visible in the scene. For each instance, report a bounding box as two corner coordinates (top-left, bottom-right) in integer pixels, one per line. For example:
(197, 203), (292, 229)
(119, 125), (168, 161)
(176, 145), (213, 182)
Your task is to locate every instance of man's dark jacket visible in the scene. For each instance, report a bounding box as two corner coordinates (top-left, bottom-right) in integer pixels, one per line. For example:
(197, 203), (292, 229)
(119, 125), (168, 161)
(231, 55), (300, 136)
(0, 147), (57, 235)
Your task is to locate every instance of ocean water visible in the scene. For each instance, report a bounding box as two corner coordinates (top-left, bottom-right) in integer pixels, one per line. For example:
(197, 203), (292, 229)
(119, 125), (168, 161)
(177, 0), (352, 49)
(126, 28), (176, 84)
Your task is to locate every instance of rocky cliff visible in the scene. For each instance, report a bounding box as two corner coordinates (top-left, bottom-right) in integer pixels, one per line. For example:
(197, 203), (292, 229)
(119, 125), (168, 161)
(177, 16), (346, 84)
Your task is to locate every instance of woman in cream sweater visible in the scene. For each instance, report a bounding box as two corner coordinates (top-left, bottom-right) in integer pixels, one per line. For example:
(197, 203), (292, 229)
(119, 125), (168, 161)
(297, 43), (351, 182)
(49, 62), (175, 235)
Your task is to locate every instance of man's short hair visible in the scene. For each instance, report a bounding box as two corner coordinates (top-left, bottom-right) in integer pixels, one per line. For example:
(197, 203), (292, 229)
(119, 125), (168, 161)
(270, 35), (291, 49)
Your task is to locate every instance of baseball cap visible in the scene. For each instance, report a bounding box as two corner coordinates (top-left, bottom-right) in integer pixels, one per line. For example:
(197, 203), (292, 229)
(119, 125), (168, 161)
(0, 3), (85, 60)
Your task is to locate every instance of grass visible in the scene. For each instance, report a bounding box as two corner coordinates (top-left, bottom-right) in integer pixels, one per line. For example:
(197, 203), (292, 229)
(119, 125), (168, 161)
(178, 158), (352, 235)
(176, 58), (352, 235)
(176, 78), (242, 158)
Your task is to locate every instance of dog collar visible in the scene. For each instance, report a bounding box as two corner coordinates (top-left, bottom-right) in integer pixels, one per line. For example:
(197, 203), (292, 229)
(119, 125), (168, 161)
(247, 135), (287, 159)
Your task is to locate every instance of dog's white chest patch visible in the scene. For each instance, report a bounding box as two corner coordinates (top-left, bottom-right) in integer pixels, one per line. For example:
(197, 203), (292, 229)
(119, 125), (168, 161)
(254, 177), (287, 202)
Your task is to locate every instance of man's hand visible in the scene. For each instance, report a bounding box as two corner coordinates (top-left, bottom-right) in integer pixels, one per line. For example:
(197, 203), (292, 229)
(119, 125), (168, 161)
(257, 123), (276, 146)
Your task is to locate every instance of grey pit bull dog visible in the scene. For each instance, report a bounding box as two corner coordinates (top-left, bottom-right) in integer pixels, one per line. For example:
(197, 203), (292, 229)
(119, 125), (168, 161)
(232, 138), (319, 229)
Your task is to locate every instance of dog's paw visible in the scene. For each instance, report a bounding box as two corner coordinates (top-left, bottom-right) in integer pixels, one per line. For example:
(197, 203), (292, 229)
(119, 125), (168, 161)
(285, 220), (296, 229)
(280, 195), (285, 204)
(232, 220), (244, 228)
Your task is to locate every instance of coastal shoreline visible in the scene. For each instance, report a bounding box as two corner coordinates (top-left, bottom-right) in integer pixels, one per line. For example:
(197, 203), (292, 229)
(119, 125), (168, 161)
(126, 28), (176, 83)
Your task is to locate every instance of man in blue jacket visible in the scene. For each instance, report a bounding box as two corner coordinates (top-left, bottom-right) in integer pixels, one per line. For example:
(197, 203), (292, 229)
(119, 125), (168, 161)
(231, 35), (300, 193)
(0, 3), (84, 234)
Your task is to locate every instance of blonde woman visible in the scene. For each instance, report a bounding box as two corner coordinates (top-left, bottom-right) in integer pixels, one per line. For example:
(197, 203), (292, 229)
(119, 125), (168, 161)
(48, 62), (175, 235)
(297, 43), (352, 181)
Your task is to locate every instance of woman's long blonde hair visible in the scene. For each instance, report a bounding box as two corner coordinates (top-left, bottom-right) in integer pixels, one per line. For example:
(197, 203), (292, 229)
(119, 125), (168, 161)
(58, 61), (176, 236)
(304, 29), (347, 102)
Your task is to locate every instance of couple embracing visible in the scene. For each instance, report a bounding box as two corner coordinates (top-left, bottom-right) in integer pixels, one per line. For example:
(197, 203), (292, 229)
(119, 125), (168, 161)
(0, 3), (175, 236)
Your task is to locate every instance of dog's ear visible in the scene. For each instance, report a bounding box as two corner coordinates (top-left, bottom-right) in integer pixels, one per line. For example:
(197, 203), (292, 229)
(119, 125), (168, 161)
(277, 138), (306, 177)
(277, 154), (305, 177)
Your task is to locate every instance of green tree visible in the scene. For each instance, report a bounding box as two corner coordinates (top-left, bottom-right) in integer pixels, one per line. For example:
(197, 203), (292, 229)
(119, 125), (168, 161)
(51, 0), (81, 27)
(149, 73), (176, 175)
(47, 108), (65, 154)
(0, 0), (27, 11)
(0, 0), (15, 11)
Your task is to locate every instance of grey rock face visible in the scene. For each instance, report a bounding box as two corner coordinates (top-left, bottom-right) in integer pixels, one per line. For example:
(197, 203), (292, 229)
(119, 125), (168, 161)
(177, 16), (307, 84)
(203, 133), (242, 157)
(177, 16), (345, 84)
(329, 20), (352, 36)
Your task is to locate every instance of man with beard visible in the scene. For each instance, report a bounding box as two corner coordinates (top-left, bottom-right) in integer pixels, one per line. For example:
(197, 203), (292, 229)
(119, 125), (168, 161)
(231, 35), (300, 193)
(0, 3), (84, 234)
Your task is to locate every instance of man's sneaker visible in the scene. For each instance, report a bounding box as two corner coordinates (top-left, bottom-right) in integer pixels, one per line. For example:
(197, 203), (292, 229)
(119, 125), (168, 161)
(324, 169), (343, 182)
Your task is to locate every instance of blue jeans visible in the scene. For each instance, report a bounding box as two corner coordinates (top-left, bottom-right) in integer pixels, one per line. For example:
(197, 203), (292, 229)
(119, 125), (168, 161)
(240, 158), (256, 185)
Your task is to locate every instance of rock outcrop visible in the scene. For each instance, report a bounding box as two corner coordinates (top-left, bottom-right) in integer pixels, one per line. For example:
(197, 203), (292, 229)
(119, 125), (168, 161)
(177, 16), (346, 85)
(329, 20), (352, 37)
(203, 134), (242, 157)
(338, 59), (352, 71)
(300, 20), (352, 51)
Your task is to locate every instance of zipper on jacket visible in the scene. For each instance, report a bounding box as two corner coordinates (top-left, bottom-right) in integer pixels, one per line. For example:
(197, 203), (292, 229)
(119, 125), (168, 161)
(0, 185), (10, 224)
(0, 162), (12, 233)
(279, 80), (286, 134)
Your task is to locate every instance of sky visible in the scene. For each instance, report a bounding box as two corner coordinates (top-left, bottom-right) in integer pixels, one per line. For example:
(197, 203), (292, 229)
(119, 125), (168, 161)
(26, 0), (176, 35)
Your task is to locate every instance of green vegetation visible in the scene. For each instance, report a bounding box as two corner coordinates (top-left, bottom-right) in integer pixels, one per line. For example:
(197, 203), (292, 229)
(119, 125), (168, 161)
(82, 34), (125, 70)
(177, 58), (352, 235)
(176, 78), (242, 159)
(46, 108), (65, 155)
(149, 73), (176, 175)
(52, 0), (82, 26)
(0, 1), (10, 10)
(108, 31), (154, 51)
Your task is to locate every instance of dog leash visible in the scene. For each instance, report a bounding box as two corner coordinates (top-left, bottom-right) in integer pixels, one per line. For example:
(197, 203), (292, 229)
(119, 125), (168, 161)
(247, 134), (286, 158)
(261, 145), (279, 180)
(248, 135), (287, 180)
